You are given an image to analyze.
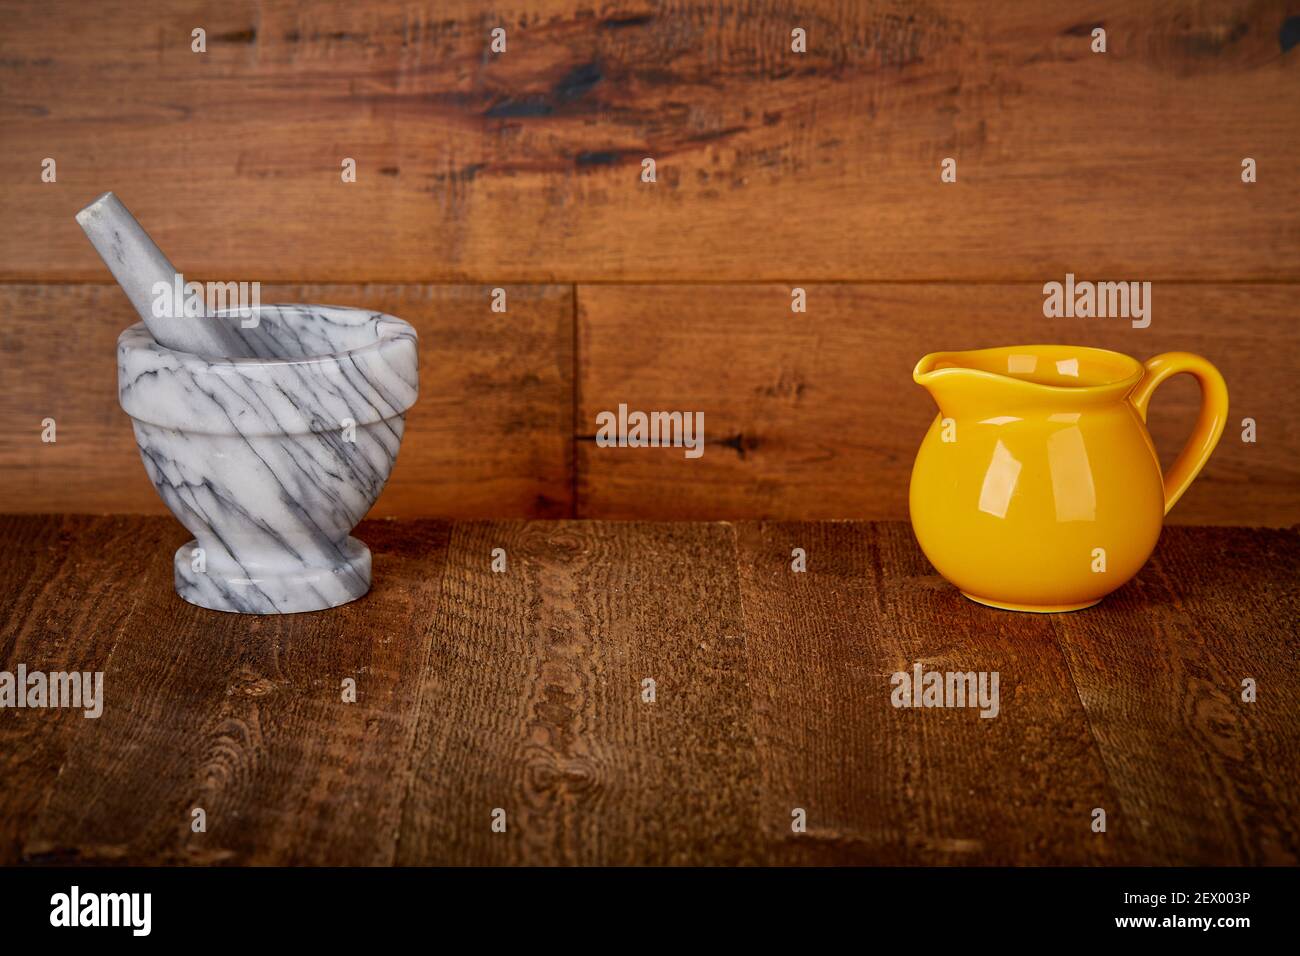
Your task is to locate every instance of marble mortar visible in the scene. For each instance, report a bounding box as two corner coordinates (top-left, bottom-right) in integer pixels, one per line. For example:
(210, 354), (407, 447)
(117, 304), (418, 613)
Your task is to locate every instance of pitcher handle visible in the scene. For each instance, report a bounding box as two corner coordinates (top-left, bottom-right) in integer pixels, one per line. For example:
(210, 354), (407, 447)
(1129, 352), (1229, 515)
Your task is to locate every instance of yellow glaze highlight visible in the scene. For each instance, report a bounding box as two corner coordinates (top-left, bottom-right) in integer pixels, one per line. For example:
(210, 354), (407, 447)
(909, 346), (1228, 612)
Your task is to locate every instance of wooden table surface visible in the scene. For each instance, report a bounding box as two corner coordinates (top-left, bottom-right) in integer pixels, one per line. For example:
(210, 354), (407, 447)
(1, 515), (1296, 866)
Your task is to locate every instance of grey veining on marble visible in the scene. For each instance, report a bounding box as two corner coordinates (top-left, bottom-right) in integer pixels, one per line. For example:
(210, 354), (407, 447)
(118, 304), (419, 613)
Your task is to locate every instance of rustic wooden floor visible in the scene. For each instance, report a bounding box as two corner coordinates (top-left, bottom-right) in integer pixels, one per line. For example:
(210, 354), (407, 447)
(1, 515), (1295, 866)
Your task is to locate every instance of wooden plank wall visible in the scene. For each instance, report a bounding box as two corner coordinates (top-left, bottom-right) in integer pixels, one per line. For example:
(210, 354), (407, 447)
(577, 284), (1299, 523)
(1, 1), (1297, 523)
(0, 284), (574, 517)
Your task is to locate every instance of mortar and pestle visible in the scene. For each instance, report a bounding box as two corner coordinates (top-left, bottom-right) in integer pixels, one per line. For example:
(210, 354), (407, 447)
(78, 193), (418, 613)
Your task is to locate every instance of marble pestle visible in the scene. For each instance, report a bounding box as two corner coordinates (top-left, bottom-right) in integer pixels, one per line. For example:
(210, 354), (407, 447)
(75, 191), (258, 357)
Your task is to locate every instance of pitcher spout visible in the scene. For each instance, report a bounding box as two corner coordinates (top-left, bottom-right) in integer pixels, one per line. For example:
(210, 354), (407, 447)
(913, 351), (990, 418)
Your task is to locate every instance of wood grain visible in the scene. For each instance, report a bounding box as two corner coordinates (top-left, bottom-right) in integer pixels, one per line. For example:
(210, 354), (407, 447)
(397, 520), (761, 864)
(1050, 525), (1300, 865)
(13, 516), (451, 865)
(3, 515), (1292, 864)
(0, 516), (171, 863)
(1, 1), (1297, 282)
(4, 281), (1295, 523)
(734, 520), (1124, 864)
(0, 283), (574, 518)
(577, 283), (1300, 525)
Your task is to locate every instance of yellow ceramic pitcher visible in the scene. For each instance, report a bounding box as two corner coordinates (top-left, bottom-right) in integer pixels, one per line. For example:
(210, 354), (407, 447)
(909, 345), (1228, 611)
